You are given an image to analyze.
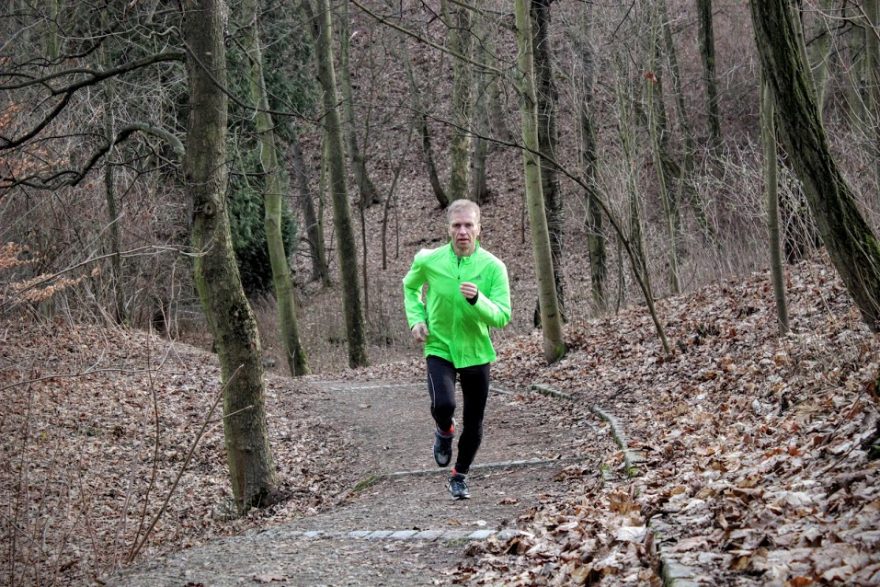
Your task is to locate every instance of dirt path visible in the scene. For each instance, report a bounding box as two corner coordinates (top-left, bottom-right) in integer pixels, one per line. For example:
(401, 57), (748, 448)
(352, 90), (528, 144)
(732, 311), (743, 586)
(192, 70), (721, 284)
(111, 379), (611, 586)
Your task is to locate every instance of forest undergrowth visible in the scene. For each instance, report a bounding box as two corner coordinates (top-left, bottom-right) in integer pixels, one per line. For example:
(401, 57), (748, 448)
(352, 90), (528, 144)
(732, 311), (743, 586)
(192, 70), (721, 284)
(2, 255), (877, 585)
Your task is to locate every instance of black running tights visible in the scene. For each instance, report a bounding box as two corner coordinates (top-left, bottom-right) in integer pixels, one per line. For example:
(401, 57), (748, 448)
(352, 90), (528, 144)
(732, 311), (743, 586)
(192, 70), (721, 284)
(426, 355), (490, 475)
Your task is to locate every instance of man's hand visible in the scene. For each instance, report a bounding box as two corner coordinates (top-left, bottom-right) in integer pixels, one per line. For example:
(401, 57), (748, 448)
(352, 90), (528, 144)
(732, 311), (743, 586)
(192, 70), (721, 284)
(411, 322), (429, 343)
(460, 282), (479, 301)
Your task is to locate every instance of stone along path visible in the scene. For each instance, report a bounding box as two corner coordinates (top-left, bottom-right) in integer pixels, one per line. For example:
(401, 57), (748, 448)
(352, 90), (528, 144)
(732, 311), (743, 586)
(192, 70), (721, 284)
(112, 379), (608, 586)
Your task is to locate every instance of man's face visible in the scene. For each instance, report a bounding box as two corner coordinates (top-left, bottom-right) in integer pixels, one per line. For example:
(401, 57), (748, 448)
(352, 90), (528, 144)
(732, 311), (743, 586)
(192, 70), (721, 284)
(448, 208), (481, 257)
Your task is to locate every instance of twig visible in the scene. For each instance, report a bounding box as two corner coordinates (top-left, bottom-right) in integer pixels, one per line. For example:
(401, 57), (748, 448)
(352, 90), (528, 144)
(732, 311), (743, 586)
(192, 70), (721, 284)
(126, 365), (242, 563)
(8, 367), (36, 586)
(128, 330), (161, 561)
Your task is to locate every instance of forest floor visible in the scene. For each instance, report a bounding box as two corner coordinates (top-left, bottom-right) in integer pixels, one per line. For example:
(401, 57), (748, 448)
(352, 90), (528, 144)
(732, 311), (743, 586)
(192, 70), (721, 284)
(2, 257), (880, 586)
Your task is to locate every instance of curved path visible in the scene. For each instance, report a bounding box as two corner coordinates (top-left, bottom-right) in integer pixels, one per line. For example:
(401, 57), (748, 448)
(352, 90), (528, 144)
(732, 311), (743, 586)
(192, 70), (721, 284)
(112, 379), (606, 586)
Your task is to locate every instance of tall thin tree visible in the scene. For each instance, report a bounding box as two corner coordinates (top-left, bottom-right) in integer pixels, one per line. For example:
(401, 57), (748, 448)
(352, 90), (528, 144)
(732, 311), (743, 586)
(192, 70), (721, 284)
(761, 77), (789, 334)
(751, 0), (880, 331)
(697, 0), (722, 150)
(338, 0), (381, 207)
(573, 4), (607, 313)
(445, 0), (474, 201)
(514, 0), (565, 363)
(531, 0), (565, 320)
(305, 0), (368, 367)
(241, 0), (309, 376)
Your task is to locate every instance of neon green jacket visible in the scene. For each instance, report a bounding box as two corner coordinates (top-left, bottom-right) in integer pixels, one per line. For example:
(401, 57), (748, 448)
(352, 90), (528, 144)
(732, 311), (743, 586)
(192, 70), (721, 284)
(403, 242), (511, 368)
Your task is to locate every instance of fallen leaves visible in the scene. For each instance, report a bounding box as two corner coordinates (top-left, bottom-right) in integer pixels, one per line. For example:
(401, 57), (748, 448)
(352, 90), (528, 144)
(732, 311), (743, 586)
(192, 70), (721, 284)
(452, 259), (880, 585)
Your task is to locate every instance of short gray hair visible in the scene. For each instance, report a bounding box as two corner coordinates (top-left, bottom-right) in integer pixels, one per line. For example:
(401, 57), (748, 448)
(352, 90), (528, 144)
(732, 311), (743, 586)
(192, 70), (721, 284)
(446, 199), (481, 224)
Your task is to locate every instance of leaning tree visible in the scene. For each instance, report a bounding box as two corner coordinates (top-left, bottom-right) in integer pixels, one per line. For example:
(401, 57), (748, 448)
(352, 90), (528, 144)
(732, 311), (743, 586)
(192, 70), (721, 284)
(750, 0), (880, 331)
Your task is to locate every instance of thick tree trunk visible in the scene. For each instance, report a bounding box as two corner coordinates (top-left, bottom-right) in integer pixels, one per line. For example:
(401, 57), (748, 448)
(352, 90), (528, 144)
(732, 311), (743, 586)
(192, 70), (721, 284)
(338, 0), (381, 207)
(514, 0), (565, 364)
(446, 0), (473, 201)
(761, 78), (789, 334)
(183, 0), (277, 511)
(289, 128), (330, 286)
(306, 0), (369, 367)
(241, 0), (309, 376)
(697, 0), (722, 150)
(531, 0), (565, 318)
(751, 0), (880, 331)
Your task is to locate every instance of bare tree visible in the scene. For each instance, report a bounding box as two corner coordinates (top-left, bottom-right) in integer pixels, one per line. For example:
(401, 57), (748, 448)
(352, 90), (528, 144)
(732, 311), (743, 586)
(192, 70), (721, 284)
(761, 77), (789, 334)
(515, 0), (565, 364)
(444, 0), (474, 201)
(697, 0), (722, 150)
(304, 0), (368, 367)
(184, 0), (278, 510)
(532, 0), (566, 320)
(240, 0), (309, 376)
(751, 0), (880, 331)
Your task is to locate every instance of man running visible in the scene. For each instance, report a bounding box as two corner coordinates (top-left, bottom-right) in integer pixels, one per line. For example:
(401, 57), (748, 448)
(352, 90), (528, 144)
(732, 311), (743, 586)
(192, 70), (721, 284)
(402, 199), (511, 499)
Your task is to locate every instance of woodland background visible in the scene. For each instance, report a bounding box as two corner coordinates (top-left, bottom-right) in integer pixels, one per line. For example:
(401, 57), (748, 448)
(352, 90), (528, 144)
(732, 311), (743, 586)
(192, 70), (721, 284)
(1, 0), (880, 585)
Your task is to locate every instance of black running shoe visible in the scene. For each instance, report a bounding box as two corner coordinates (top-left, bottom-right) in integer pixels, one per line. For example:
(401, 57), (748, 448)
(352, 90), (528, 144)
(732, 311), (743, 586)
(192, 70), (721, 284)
(447, 473), (470, 500)
(433, 421), (455, 467)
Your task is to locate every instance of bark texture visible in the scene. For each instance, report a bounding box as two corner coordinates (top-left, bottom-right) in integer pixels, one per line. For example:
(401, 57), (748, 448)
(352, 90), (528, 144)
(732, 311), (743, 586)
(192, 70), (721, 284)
(446, 1), (473, 201)
(339, 0), (381, 207)
(306, 0), (368, 367)
(531, 0), (565, 317)
(761, 79), (789, 334)
(184, 0), (277, 511)
(515, 0), (565, 364)
(290, 129), (330, 285)
(751, 0), (880, 331)
(575, 6), (607, 313)
(241, 0), (309, 376)
(697, 0), (722, 150)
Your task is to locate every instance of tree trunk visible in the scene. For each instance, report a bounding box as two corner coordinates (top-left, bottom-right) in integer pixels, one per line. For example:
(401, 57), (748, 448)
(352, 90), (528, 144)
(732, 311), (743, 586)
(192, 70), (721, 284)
(614, 56), (669, 355)
(575, 5), (607, 313)
(183, 0), (277, 512)
(807, 0), (834, 114)
(338, 0), (381, 207)
(865, 0), (880, 188)
(103, 136), (126, 325)
(697, 0), (722, 150)
(445, 0), (473, 201)
(751, 0), (880, 331)
(305, 0), (369, 367)
(289, 128), (330, 286)
(241, 0), (309, 376)
(100, 27), (127, 326)
(531, 0), (565, 319)
(646, 13), (680, 295)
(514, 0), (565, 364)
(471, 10), (491, 204)
(761, 78), (789, 334)
(659, 0), (716, 246)
(404, 47), (448, 207)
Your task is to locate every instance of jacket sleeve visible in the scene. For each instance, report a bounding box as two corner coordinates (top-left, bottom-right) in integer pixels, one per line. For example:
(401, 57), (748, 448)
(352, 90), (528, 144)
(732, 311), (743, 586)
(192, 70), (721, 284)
(469, 260), (511, 328)
(402, 252), (428, 328)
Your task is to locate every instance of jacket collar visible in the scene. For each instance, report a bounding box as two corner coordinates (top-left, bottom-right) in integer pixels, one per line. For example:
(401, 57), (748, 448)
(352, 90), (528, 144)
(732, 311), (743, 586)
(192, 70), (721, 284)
(448, 240), (481, 263)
